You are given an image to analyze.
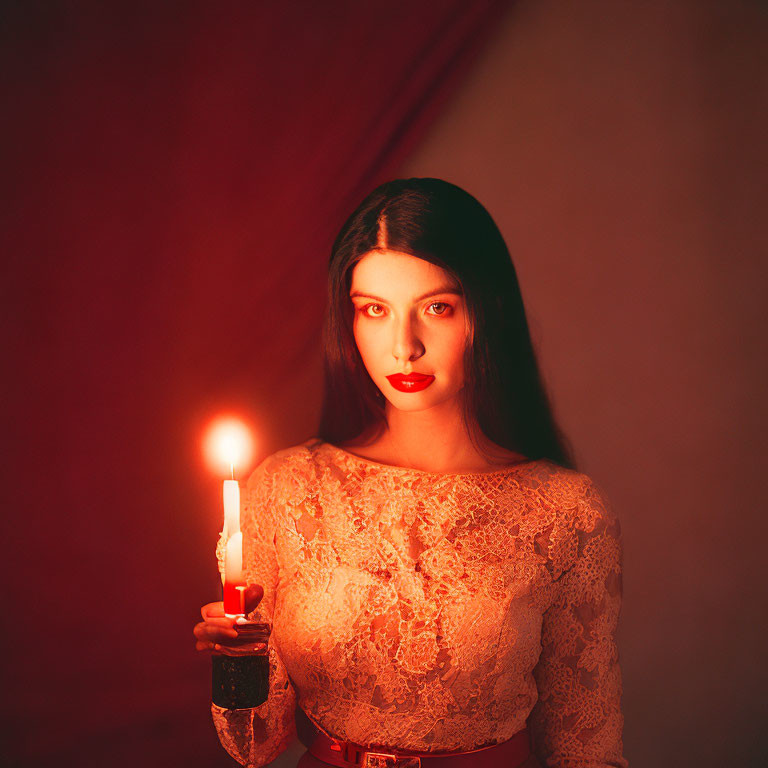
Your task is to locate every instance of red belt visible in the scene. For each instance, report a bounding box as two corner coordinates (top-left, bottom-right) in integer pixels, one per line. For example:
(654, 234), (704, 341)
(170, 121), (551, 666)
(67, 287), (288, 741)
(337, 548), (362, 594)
(295, 707), (532, 768)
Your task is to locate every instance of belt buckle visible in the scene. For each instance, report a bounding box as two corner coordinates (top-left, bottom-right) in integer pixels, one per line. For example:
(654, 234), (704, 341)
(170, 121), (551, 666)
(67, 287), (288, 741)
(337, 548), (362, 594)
(362, 751), (421, 768)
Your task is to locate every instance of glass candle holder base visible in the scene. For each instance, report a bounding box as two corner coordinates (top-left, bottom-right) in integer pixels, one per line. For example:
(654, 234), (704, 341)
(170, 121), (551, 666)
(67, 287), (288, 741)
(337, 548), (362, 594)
(211, 620), (271, 709)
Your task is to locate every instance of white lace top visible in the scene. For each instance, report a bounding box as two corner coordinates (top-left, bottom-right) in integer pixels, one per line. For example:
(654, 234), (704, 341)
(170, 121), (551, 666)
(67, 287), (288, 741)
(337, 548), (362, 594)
(212, 440), (628, 767)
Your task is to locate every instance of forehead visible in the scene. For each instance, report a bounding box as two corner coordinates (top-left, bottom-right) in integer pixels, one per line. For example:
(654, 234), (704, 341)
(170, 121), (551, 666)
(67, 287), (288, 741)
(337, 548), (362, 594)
(350, 249), (458, 295)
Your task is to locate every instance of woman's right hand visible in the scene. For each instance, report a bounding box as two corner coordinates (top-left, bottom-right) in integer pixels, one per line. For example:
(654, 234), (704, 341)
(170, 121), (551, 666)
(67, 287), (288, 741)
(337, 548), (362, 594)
(193, 583), (265, 652)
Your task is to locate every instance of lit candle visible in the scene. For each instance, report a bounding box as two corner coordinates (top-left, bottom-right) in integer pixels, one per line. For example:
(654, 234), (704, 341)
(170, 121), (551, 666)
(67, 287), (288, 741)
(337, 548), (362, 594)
(203, 416), (254, 617)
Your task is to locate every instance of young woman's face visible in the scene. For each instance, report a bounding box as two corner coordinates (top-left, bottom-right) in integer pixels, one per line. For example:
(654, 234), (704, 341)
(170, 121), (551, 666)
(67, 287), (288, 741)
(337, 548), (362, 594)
(350, 249), (471, 413)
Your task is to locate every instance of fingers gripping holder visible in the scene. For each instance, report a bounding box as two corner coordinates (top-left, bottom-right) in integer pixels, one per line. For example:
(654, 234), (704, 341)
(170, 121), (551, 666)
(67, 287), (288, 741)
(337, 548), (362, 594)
(211, 619), (271, 709)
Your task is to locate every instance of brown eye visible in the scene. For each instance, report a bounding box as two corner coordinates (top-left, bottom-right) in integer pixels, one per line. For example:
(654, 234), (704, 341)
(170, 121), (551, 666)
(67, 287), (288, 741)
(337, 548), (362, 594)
(365, 303), (385, 317)
(428, 302), (450, 316)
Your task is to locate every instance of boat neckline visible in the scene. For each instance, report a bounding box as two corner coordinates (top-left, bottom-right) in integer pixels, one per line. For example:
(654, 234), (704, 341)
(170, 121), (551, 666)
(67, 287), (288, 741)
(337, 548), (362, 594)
(322, 441), (540, 477)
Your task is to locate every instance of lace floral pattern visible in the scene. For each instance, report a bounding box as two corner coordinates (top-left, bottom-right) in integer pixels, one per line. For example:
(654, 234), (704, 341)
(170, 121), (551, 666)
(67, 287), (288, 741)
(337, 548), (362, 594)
(212, 440), (627, 768)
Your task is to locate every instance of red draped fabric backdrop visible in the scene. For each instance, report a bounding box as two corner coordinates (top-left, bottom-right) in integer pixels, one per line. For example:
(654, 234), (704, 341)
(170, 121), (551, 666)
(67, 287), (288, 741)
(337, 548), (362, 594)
(1, 2), (510, 766)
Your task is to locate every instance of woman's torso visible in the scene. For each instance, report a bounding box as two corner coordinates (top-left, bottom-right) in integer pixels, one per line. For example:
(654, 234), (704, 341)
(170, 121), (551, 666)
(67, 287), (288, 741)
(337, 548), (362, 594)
(266, 441), (581, 753)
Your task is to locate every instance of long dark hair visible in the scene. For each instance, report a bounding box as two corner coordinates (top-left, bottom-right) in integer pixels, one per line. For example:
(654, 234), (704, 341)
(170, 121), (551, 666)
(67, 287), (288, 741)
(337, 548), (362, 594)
(317, 178), (576, 469)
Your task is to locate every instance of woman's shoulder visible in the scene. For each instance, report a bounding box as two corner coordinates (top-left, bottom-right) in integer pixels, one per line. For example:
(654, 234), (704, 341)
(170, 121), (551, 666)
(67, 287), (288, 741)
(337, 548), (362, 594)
(260, 439), (319, 469)
(244, 439), (320, 495)
(535, 463), (620, 536)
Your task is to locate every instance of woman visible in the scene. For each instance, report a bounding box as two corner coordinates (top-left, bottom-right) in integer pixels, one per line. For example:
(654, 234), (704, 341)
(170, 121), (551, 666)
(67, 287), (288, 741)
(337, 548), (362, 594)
(194, 178), (628, 768)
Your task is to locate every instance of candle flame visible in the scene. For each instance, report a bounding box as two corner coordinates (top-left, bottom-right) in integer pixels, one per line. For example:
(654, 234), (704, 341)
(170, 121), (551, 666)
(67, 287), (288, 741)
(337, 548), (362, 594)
(203, 415), (254, 478)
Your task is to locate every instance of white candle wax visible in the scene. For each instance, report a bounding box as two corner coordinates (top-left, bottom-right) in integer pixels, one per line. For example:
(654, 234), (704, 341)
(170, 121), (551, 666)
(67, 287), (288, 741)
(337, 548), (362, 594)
(223, 479), (240, 537)
(225, 531), (244, 584)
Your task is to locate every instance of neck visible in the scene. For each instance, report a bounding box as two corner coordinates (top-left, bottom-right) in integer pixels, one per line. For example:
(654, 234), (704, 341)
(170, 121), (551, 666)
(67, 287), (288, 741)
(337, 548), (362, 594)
(381, 398), (499, 473)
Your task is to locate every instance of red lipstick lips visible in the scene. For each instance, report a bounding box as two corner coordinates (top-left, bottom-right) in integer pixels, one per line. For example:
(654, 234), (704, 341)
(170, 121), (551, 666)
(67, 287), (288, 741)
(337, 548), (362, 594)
(385, 373), (435, 393)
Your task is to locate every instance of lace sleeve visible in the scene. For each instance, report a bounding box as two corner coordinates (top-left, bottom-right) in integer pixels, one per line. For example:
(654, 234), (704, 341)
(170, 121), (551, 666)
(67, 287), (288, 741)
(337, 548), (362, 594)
(529, 476), (629, 768)
(211, 454), (298, 767)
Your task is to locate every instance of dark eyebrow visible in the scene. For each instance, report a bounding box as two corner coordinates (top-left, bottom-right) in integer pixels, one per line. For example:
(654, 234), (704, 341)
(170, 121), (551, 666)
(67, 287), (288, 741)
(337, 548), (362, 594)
(349, 285), (463, 303)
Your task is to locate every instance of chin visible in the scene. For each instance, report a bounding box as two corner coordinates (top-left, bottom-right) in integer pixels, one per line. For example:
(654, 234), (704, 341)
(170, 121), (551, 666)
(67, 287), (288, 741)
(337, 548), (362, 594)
(384, 389), (460, 412)
(387, 399), (433, 412)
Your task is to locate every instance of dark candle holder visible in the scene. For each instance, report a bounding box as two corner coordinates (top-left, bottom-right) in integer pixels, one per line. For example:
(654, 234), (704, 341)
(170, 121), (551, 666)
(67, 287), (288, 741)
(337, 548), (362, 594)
(211, 620), (271, 709)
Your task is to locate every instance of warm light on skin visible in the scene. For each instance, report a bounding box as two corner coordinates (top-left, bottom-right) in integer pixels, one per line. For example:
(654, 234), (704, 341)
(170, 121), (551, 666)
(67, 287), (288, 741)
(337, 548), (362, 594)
(350, 249), (471, 414)
(203, 416), (254, 477)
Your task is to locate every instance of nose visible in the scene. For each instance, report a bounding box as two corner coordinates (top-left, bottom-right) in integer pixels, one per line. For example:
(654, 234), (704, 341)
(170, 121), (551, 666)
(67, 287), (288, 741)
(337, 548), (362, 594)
(392, 314), (425, 366)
